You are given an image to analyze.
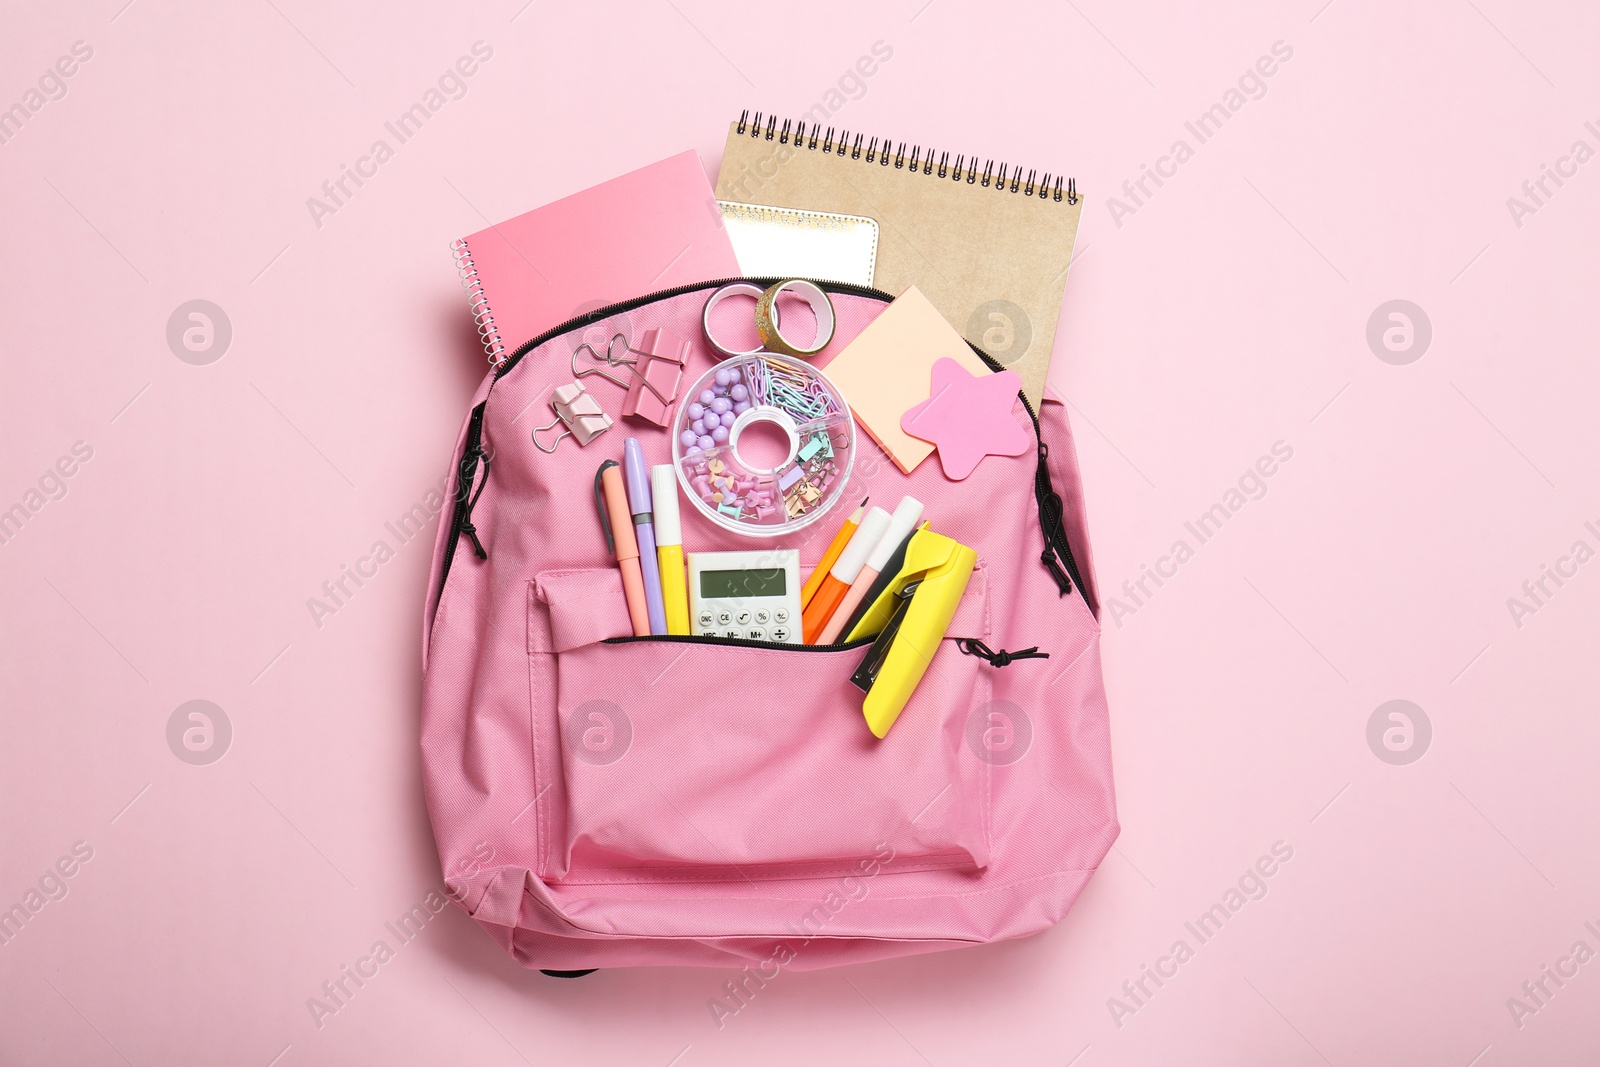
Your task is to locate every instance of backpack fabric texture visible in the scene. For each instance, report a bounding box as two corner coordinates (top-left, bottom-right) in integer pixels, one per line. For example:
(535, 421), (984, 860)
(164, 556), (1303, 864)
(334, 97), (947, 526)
(421, 280), (1116, 972)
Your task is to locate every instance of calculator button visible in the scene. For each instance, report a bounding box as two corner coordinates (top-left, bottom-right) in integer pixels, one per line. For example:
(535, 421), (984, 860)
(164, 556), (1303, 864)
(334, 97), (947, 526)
(736, 609), (752, 625)
(724, 629), (741, 639)
(697, 610), (714, 626)
(699, 628), (716, 637)
(717, 610), (733, 625)
(771, 627), (789, 642)
(773, 609), (790, 623)
(747, 628), (766, 641)
(755, 609), (770, 624)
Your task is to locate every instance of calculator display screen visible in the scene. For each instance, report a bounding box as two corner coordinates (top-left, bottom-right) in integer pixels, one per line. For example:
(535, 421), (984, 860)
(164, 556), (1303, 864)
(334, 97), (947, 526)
(700, 568), (786, 599)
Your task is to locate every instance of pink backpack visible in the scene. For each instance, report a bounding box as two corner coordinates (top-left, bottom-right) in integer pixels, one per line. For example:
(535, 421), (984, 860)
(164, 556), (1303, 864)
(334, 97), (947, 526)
(421, 280), (1115, 975)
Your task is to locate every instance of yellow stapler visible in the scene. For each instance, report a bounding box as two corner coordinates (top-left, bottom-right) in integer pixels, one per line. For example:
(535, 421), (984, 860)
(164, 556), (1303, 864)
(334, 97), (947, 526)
(844, 528), (977, 738)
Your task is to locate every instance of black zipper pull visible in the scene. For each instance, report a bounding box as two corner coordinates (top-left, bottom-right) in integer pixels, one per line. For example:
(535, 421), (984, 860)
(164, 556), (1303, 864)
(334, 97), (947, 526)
(1036, 492), (1072, 596)
(1039, 543), (1072, 595)
(460, 519), (486, 560)
(435, 402), (489, 596)
(1032, 442), (1072, 596)
(456, 444), (491, 560)
(956, 639), (1049, 667)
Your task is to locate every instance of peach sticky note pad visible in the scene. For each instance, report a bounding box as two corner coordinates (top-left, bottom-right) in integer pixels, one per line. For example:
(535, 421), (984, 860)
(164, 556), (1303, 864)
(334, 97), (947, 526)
(823, 285), (990, 474)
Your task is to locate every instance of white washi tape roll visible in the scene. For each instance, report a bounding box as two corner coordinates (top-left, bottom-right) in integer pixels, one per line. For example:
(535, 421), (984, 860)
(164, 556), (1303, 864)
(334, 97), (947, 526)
(701, 282), (771, 358)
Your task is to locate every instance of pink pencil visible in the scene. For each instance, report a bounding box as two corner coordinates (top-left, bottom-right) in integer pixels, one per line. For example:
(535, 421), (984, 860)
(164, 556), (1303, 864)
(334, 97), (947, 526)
(818, 495), (924, 644)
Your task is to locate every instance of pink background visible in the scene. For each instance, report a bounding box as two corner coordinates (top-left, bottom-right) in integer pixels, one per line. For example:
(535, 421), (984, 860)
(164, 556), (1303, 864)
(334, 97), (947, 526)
(3, 0), (1597, 1063)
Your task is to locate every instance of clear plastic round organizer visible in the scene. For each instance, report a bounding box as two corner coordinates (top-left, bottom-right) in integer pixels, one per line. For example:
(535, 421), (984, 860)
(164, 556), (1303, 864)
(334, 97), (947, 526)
(671, 352), (855, 537)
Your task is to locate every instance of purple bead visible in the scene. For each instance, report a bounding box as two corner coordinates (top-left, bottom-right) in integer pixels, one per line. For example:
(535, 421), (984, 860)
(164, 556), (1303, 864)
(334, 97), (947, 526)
(721, 411), (738, 428)
(733, 400), (752, 414)
(730, 383), (749, 402)
(691, 418), (706, 436)
(711, 426), (729, 443)
(679, 430), (697, 447)
(687, 402), (705, 420)
(685, 444), (701, 455)
(697, 435), (715, 450)
(699, 389), (716, 405)
(710, 397), (731, 415)
(714, 367), (733, 387)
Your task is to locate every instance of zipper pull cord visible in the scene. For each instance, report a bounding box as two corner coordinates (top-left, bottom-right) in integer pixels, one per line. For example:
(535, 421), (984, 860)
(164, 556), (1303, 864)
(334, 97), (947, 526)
(1039, 539), (1071, 595)
(458, 448), (491, 560)
(1036, 486), (1072, 597)
(956, 639), (1049, 667)
(1032, 441), (1075, 597)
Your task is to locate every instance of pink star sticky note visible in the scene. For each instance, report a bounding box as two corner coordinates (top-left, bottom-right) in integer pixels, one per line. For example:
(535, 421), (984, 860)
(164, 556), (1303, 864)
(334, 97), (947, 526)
(900, 358), (1031, 479)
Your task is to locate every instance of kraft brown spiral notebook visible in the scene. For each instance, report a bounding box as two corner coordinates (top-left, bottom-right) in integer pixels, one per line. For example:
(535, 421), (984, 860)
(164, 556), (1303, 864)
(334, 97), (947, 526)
(714, 111), (1083, 408)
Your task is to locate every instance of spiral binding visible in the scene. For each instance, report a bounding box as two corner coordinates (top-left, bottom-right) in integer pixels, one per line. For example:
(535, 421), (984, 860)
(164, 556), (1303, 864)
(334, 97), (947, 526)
(735, 110), (1077, 205)
(451, 238), (507, 368)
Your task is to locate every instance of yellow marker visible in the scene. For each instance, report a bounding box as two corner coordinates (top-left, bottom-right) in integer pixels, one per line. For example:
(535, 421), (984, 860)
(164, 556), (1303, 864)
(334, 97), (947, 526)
(651, 466), (691, 634)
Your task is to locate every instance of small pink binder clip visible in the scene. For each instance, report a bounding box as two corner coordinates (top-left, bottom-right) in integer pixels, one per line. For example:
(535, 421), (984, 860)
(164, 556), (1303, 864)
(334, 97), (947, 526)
(621, 327), (688, 427)
(532, 381), (613, 453)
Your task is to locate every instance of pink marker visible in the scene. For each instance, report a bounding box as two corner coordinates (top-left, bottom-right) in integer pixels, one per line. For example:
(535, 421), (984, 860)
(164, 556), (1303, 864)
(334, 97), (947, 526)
(596, 460), (650, 636)
(817, 495), (924, 644)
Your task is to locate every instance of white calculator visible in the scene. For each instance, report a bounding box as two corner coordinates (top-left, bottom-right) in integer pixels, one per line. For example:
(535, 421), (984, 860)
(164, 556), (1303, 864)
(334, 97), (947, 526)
(687, 550), (802, 643)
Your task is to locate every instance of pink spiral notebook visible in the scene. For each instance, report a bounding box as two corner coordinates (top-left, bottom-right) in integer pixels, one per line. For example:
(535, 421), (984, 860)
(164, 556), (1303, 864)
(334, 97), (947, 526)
(451, 151), (739, 364)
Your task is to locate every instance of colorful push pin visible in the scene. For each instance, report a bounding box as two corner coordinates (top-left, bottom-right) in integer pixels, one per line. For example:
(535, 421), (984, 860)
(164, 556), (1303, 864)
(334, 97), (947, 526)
(533, 381), (612, 453)
(621, 327), (688, 427)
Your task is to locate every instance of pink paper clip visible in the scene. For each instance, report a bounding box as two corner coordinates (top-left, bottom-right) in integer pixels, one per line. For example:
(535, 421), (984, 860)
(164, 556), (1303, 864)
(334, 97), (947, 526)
(621, 327), (688, 427)
(532, 381), (613, 453)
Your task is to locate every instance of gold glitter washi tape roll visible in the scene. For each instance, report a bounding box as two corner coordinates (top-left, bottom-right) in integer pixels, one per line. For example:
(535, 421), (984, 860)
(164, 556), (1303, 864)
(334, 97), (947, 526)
(753, 279), (836, 358)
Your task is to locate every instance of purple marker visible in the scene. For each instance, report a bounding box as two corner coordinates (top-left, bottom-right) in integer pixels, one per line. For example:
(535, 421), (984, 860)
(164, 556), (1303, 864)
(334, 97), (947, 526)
(623, 438), (668, 635)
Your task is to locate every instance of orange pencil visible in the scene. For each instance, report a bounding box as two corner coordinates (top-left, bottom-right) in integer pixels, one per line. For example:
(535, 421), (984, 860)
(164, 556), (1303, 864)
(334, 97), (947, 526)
(801, 506), (890, 644)
(800, 498), (867, 609)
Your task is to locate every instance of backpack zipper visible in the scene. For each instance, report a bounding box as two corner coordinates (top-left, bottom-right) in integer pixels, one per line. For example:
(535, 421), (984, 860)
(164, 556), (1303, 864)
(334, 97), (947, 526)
(491, 277), (898, 380)
(965, 344), (1086, 603)
(442, 278), (1089, 610)
(603, 633), (876, 652)
(439, 402), (488, 593)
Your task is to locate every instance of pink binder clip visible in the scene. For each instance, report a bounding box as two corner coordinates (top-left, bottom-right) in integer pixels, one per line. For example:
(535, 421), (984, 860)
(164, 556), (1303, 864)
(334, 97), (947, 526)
(621, 327), (688, 427)
(533, 381), (613, 453)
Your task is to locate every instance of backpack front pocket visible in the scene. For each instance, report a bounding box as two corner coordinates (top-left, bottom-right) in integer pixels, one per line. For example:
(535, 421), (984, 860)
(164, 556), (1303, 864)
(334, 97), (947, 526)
(528, 567), (992, 882)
